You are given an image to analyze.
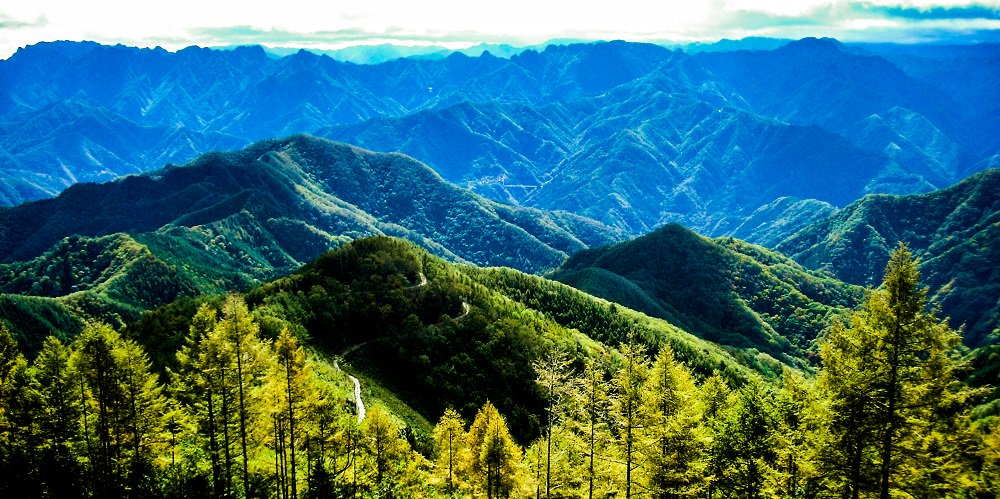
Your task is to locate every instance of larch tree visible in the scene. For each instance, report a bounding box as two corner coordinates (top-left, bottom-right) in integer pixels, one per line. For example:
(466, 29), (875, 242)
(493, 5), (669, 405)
(466, 400), (523, 499)
(572, 358), (613, 499)
(640, 346), (706, 498)
(712, 378), (779, 499)
(32, 336), (86, 497)
(70, 323), (168, 496)
(114, 334), (169, 491)
(361, 405), (411, 495)
(533, 346), (575, 498)
(611, 335), (649, 499)
(0, 323), (42, 497)
(819, 243), (976, 498)
(701, 372), (731, 499)
(273, 327), (311, 499)
(818, 306), (882, 498)
(171, 303), (228, 497)
(218, 294), (273, 497)
(433, 407), (467, 494)
(71, 323), (123, 496)
(773, 369), (824, 498)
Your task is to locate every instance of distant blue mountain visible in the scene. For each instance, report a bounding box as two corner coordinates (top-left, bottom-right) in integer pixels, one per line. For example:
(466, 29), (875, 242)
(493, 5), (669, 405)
(1, 38), (996, 242)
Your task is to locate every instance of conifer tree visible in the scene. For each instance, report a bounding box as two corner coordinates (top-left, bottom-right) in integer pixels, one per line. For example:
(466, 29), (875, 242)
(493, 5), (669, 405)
(772, 369), (824, 498)
(701, 372), (731, 499)
(819, 243), (976, 497)
(0, 323), (43, 497)
(433, 407), (467, 494)
(274, 327), (310, 499)
(171, 303), (227, 497)
(640, 346), (706, 497)
(817, 308), (881, 498)
(362, 405), (411, 495)
(712, 378), (779, 499)
(533, 347), (574, 498)
(573, 358), (612, 499)
(70, 323), (168, 496)
(218, 294), (273, 497)
(611, 335), (649, 499)
(32, 336), (85, 497)
(466, 401), (523, 499)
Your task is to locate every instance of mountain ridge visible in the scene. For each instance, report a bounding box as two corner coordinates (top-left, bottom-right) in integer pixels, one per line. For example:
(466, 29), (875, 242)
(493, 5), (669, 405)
(549, 223), (863, 365)
(0, 135), (620, 273)
(776, 168), (1000, 346)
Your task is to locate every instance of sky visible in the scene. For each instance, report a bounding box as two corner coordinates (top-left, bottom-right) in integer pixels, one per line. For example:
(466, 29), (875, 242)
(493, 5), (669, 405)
(2, 0), (1000, 58)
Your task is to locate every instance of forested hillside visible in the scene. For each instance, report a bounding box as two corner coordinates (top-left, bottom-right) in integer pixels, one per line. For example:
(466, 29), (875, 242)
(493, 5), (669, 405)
(777, 168), (1000, 347)
(0, 237), (994, 498)
(550, 224), (864, 366)
(0, 135), (617, 271)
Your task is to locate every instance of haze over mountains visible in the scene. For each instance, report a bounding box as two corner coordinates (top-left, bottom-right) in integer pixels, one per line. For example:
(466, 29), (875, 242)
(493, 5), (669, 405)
(3, 38), (998, 243)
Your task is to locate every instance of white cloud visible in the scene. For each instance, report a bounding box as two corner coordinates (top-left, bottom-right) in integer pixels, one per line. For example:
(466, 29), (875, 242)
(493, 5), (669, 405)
(1, 0), (998, 58)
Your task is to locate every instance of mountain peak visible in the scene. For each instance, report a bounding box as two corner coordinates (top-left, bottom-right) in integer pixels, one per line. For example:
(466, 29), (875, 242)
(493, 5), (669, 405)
(782, 36), (845, 53)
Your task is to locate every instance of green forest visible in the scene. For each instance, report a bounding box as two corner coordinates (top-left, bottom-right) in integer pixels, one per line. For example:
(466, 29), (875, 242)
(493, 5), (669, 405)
(0, 238), (997, 498)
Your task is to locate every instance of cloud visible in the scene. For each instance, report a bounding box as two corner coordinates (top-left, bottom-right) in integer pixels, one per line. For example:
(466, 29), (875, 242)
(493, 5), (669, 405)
(176, 25), (517, 48)
(860, 3), (1000, 19)
(0, 13), (47, 30)
(3, 0), (1000, 59)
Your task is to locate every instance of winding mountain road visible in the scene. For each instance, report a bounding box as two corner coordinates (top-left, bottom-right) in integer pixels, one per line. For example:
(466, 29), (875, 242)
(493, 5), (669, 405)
(455, 301), (470, 320)
(349, 374), (365, 423)
(335, 343), (371, 423)
(407, 272), (428, 289)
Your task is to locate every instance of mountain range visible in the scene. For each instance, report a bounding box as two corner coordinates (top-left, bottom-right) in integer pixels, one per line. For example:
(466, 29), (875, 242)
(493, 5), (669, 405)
(5, 135), (995, 364)
(0, 34), (997, 499)
(3, 38), (998, 243)
(0, 136), (622, 347)
(1, 37), (997, 378)
(776, 168), (1000, 347)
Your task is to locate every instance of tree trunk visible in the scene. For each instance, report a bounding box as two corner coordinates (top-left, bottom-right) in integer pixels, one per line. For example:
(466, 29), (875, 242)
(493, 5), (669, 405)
(233, 325), (251, 497)
(207, 388), (222, 499)
(879, 336), (901, 499)
(285, 358), (298, 499)
(221, 367), (233, 499)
